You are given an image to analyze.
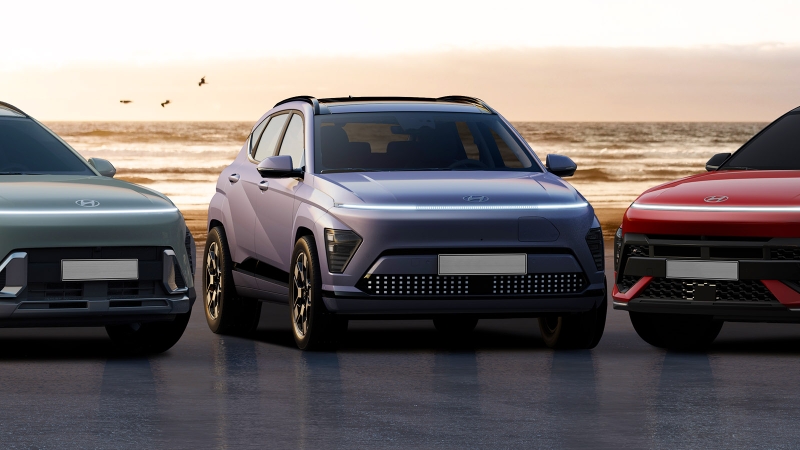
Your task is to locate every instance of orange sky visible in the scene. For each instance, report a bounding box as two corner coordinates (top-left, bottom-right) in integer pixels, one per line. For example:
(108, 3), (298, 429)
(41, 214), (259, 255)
(2, 1), (799, 121)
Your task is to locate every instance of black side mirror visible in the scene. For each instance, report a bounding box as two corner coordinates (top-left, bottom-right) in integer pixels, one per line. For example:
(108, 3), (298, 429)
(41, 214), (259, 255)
(257, 155), (302, 178)
(705, 153), (731, 171)
(88, 157), (116, 177)
(545, 154), (577, 177)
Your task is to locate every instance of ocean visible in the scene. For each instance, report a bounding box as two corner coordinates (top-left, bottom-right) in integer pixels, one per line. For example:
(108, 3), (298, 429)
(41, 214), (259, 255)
(44, 121), (767, 224)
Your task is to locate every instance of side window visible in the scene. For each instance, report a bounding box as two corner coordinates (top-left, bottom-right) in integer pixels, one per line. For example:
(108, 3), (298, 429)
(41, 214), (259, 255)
(252, 113), (289, 162)
(277, 114), (305, 169)
(249, 118), (269, 154)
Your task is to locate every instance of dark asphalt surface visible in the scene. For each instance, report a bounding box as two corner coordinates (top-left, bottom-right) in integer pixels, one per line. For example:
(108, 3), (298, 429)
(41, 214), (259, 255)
(2, 246), (800, 449)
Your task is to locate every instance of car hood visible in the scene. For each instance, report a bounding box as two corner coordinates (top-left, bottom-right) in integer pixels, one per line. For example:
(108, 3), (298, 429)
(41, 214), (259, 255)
(0, 175), (175, 211)
(635, 170), (800, 208)
(314, 171), (584, 207)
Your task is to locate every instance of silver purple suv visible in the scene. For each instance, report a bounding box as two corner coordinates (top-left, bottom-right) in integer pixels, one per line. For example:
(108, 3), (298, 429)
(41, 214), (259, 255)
(204, 96), (607, 350)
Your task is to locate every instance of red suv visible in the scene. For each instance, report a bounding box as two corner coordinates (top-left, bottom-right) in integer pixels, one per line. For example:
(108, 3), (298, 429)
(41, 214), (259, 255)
(613, 106), (800, 350)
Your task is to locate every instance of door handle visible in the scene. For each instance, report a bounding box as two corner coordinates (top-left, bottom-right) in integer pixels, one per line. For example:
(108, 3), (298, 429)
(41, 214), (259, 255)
(258, 181), (269, 192)
(228, 173), (241, 184)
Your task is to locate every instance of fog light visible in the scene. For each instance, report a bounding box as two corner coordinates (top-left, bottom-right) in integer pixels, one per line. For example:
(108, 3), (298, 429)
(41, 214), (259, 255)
(324, 229), (362, 273)
(614, 225), (623, 271)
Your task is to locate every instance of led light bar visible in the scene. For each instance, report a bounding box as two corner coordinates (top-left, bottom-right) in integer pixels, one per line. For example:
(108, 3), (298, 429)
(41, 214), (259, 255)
(630, 203), (800, 213)
(0, 207), (180, 215)
(334, 202), (589, 211)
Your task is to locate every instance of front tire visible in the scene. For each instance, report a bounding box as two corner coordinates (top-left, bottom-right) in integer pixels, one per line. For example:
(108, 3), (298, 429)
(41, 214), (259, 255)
(538, 292), (607, 349)
(203, 226), (262, 336)
(106, 310), (191, 354)
(289, 236), (345, 350)
(629, 312), (723, 350)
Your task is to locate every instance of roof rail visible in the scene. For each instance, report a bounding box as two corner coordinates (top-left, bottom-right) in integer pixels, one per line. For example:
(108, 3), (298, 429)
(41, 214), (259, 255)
(436, 96), (493, 112)
(0, 101), (28, 117)
(274, 96), (323, 114)
(274, 95), (495, 114)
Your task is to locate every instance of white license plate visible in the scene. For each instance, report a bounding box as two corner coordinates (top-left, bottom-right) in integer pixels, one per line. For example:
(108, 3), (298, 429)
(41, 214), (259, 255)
(438, 254), (526, 275)
(62, 259), (138, 281)
(666, 260), (738, 281)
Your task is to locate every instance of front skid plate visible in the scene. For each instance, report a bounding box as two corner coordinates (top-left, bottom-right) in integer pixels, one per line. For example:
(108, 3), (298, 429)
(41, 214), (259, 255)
(322, 295), (601, 315)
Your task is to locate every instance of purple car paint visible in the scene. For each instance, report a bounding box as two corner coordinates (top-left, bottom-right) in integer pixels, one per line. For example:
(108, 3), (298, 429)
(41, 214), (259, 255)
(204, 96), (607, 350)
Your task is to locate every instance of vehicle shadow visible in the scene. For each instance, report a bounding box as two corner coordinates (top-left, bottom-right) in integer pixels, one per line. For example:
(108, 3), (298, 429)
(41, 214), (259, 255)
(252, 302), (550, 352)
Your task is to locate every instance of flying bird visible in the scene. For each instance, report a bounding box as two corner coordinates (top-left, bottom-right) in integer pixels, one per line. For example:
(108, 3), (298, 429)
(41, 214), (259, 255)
(119, 100), (132, 104)
(198, 76), (207, 87)
(161, 100), (171, 108)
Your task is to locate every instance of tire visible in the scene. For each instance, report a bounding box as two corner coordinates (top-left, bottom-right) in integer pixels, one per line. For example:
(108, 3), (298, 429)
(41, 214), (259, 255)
(289, 235), (345, 350)
(629, 311), (723, 351)
(106, 309), (191, 354)
(203, 226), (262, 336)
(538, 290), (607, 349)
(433, 317), (479, 335)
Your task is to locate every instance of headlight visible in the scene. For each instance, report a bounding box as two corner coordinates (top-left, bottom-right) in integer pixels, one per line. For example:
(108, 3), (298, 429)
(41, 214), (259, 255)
(614, 225), (623, 271)
(324, 229), (362, 273)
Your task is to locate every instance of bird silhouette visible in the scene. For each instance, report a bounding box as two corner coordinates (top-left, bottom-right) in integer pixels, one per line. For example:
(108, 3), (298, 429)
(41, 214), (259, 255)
(119, 100), (132, 104)
(198, 76), (207, 87)
(161, 100), (171, 108)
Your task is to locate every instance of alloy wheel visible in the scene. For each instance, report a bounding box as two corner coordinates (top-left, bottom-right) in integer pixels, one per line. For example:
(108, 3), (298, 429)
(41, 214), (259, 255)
(292, 252), (312, 337)
(206, 241), (221, 320)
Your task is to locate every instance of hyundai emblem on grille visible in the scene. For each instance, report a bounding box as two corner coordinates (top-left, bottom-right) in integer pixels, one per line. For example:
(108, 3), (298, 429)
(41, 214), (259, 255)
(75, 199), (100, 207)
(463, 195), (489, 202)
(703, 195), (728, 203)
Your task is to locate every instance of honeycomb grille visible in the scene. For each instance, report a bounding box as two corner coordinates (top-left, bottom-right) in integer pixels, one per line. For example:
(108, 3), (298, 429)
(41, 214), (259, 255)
(617, 275), (642, 293)
(771, 247), (800, 260)
(359, 273), (586, 297)
(640, 278), (777, 303)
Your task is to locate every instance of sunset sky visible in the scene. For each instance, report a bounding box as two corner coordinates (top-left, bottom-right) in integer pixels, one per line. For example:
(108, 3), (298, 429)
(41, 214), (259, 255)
(2, 0), (799, 121)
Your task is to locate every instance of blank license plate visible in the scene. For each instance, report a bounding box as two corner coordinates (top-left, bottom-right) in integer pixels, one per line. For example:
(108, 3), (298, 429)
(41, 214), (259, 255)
(438, 254), (526, 275)
(62, 259), (138, 281)
(666, 260), (738, 281)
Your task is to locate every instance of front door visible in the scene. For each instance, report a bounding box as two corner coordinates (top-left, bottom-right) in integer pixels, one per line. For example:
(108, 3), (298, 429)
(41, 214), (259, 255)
(253, 112), (306, 274)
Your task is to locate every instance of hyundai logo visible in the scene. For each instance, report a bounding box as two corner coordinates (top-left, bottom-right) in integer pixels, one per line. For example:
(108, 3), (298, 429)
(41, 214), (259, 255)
(463, 195), (489, 203)
(76, 199), (100, 207)
(704, 196), (729, 203)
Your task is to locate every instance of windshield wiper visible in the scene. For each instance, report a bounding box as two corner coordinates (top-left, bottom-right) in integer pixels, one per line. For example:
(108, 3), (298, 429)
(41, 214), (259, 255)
(0, 172), (42, 175)
(721, 166), (756, 171)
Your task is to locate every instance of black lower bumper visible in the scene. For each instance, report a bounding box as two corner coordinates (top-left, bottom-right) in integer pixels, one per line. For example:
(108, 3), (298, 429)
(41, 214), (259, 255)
(614, 298), (800, 322)
(322, 288), (605, 317)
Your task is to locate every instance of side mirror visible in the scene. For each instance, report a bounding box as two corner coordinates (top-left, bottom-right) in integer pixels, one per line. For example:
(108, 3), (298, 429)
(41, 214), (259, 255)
(545, 154), (577, 177)
(257, 155), (302, 178)
(705, 153), (731, 171)
(88, 157), (116, 177)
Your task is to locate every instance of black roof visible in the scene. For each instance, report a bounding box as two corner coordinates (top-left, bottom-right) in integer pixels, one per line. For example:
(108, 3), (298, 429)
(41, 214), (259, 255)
(0, 101), (28, 117)
(273, 95), (493, 115)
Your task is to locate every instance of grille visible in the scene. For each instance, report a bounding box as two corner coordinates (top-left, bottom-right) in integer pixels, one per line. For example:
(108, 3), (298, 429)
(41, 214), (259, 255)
(617, 275), (641, 293)
(627, 245), (649, 258)
(640, 278), (777, 303)
(771, 247), (800, 260)
(585, 228), (604, 271)
(358, 273), (586, 297)
(27, 282), (84, 300)
(108, 281), (157, 298)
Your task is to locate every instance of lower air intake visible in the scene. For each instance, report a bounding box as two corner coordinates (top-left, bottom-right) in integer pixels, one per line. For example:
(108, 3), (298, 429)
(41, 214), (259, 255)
(358, 273), (586, 297)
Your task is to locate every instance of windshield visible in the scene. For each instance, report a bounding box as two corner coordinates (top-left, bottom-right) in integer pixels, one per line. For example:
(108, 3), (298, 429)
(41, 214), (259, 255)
(313, 112), (541, 173)
(0, 117), (94, 175)
(721, 113), (800, 170)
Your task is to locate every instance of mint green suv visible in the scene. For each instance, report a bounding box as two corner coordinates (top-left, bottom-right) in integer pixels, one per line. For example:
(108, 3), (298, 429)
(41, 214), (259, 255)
(0, 101), (195, 353)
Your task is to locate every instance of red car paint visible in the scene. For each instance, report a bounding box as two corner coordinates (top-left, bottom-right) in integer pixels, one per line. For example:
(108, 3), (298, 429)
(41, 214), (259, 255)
(614, 170), (800, 307)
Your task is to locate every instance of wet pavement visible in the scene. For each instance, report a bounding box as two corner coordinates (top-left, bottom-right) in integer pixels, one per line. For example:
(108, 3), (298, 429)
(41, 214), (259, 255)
(2, 248), (800, 449)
